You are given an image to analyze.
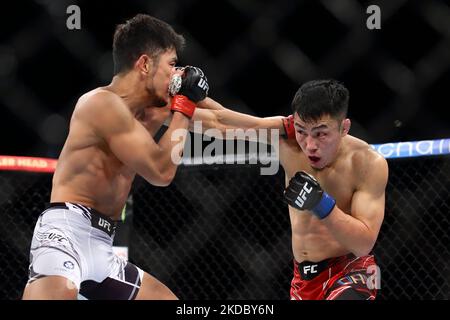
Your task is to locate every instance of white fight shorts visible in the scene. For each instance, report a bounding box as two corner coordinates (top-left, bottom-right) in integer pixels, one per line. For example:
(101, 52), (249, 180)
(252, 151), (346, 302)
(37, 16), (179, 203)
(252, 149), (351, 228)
(27, 202), (144, 300)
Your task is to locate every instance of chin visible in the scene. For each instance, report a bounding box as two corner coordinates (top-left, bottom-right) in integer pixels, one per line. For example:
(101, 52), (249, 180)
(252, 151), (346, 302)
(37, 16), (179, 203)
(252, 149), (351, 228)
(310, 164), (322, 170)
(310, 160), (326, 170)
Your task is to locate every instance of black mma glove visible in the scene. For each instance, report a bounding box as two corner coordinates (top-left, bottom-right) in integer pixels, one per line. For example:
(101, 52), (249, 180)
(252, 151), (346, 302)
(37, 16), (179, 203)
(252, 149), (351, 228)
(178, 66), (209, 103)
(283, 171), (336, 219)
(169, 66), (209, 119)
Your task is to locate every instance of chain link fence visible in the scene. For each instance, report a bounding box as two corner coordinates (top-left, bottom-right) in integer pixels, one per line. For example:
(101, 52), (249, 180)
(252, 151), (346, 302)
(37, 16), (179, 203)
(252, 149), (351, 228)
(1, 154), (449, 300)
(2, 0), (449, 158)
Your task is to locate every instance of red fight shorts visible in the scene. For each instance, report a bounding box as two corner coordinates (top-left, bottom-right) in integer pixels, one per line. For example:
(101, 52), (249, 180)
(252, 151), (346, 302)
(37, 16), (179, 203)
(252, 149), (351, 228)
(290, 253), (379, 300)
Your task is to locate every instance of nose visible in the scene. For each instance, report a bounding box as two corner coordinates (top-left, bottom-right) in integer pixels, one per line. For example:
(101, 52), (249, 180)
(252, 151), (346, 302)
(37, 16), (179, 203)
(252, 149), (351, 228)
(305, 136), (318, 152)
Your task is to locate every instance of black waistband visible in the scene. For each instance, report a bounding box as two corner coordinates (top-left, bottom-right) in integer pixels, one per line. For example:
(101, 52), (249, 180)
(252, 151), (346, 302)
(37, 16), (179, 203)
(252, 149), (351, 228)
(45, 202), (118, 237)
(296, 253), (356, 280)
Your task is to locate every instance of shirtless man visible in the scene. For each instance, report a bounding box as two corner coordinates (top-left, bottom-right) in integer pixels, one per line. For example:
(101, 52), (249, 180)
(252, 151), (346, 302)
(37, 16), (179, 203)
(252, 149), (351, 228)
(22, 14), (209, 300)
(194, 79), (388, 299)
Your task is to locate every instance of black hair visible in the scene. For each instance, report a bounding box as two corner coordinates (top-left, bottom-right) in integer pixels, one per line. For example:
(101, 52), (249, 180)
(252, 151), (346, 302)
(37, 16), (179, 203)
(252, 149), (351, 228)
(112, 14), (185, 75)
(291, 79), (349, 122)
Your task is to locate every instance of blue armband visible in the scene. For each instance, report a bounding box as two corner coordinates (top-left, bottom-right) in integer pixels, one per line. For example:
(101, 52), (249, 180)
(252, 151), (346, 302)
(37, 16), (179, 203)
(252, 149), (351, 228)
(312, 192), (336, 219)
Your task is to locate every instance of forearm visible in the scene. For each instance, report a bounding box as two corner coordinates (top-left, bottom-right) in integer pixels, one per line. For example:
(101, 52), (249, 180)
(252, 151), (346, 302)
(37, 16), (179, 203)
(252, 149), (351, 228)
(155, 112), (189, 179)
(197, 97), (226, 111)
(322, 207), (376, 257)
(216, 110), (284, 131)
(194, 98), (285, 143)
(199, 98), (284, 129)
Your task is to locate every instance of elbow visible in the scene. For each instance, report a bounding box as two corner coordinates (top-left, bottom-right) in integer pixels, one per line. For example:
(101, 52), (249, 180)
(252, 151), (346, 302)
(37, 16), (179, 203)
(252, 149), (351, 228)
(162, 172), (176, 186)
(160, 166), (178, 186)
(150, 177), (172, 187)
(352, 247), (373, 258)
(154, 170), (176, 187)
(351, 238), (376, 257)
(145, 168), (176, 187)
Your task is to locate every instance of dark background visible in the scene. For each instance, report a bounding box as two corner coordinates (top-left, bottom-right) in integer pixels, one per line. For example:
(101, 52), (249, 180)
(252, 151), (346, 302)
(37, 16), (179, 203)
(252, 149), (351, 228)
(1, 0), (450, 301)
(1, 0), (449, 158)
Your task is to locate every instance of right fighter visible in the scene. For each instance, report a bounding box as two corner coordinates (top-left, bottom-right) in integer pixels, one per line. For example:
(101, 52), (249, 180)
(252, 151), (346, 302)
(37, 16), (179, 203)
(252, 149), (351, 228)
(193, 79), (388, 299)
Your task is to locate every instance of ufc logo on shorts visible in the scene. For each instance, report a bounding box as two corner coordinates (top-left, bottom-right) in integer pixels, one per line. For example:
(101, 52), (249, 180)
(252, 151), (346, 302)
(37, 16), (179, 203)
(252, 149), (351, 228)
(98, 218), (111, 232)
(198, 78), (209, 92)
(47, 232), (67, 243)
(295, 182), (312, 208)
(303, 265), (318, 274)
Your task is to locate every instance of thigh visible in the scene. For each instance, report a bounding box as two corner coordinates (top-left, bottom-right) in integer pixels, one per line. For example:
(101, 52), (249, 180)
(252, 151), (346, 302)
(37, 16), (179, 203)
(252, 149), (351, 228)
(80, 260), (140, 300)
(79, 260), (177, 300)
(325, 272), (377, 300)
(25, 245), (82, 297)
(22, 275), (78, 300)
(135, 271), (178, 300)
(326, 287), (375, 300)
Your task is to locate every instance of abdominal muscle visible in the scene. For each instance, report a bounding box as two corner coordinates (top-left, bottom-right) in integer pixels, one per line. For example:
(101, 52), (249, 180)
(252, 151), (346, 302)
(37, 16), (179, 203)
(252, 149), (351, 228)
(50, 141), (135, 220)
(290, 208), (350, 263)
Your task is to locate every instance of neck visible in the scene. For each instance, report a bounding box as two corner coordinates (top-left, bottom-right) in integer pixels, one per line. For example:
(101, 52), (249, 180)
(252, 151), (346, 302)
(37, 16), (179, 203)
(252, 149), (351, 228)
(106, 72), (150, 116)
(312, 138), (346, 172)
(325, 138), (346, 170)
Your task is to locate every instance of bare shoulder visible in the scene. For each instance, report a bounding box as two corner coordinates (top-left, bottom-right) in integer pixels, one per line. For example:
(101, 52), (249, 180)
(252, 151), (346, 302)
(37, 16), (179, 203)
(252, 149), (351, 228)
(279, 138), (303, 176)
(75, 88), (127, 117)
(73, 88), (134, 134)
(348, 135), (386, 165)
(347, 135), (388, 186)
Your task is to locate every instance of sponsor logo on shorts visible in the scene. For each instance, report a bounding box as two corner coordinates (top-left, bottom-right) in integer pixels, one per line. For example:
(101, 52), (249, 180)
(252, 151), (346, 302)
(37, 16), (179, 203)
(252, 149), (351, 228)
(63, 261), (75, 270)
(303, 264), (318, 274)
(98, 218), (111, 232)
(47, 232), (68, 243)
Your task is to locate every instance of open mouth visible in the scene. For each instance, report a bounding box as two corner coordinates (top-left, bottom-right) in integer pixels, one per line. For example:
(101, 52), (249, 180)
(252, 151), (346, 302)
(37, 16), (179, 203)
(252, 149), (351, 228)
(308, 156), (320, 163)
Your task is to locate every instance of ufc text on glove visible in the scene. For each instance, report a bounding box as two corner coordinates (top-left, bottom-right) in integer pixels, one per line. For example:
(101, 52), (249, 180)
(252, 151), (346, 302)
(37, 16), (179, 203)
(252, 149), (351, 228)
(283, 171), (336, 219)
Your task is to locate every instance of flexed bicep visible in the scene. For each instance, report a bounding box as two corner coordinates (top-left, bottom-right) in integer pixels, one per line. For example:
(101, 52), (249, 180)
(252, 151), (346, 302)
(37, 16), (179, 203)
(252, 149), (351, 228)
(351, 155), (388, 239)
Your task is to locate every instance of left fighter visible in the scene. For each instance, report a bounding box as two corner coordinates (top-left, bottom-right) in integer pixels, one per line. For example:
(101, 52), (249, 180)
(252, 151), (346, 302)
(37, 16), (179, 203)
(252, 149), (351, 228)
(22, 14), (209, 300)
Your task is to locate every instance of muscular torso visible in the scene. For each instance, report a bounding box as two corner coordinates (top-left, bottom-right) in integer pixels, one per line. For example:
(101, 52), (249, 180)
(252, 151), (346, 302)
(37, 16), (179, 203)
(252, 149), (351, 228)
(51, 88), (170, 220)
(280, 136), (369, 263)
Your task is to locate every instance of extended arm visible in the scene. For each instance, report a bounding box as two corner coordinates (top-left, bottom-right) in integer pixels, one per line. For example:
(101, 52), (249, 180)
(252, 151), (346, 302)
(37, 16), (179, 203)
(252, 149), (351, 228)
(191, 97), (289, 143)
